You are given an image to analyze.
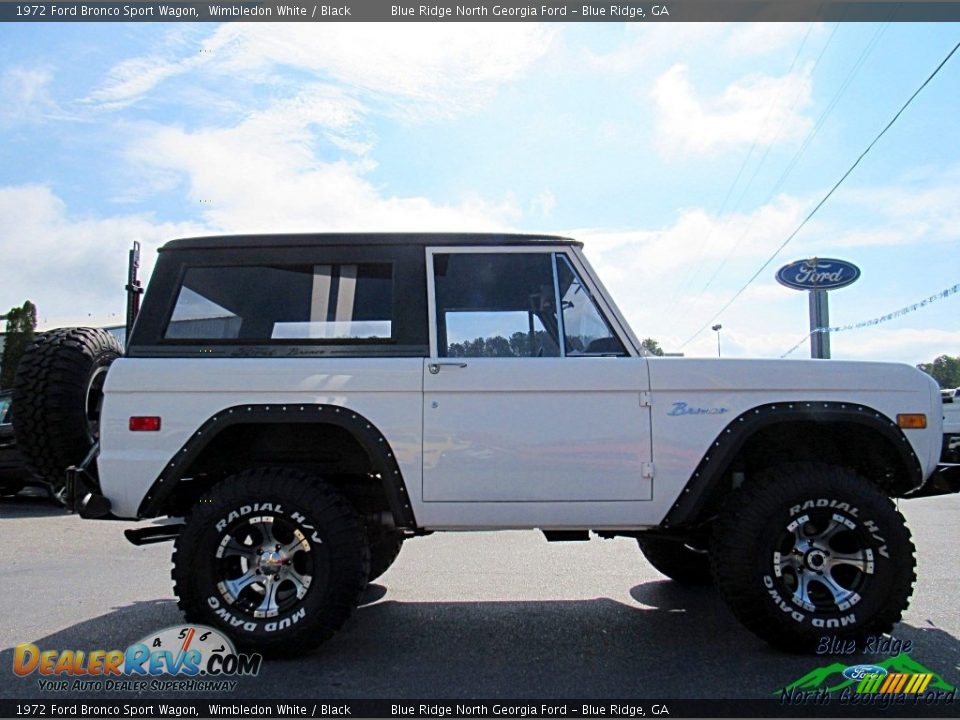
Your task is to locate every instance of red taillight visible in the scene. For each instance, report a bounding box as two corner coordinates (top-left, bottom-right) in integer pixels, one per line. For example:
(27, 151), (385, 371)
(129, 416), (161, 432)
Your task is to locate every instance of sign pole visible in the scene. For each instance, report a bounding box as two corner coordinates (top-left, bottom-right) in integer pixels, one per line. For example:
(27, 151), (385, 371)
(775, 256), (857, 361)
(808, 288), (830, 359)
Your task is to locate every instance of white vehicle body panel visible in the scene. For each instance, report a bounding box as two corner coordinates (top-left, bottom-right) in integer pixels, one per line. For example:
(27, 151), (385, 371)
(100, 355), (942, 527)
(422, 358), (651, 503)
(99, 358), (424, 519)
(644, 358), (943, 523)
(95, 239), (945, 528)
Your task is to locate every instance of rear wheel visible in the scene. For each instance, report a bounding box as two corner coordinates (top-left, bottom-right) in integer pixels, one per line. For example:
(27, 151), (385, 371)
(172, 467), (370, 655)
(710, 463), (915, 651)
(637, 536), (712, 586)
(12, 328), (122, 494)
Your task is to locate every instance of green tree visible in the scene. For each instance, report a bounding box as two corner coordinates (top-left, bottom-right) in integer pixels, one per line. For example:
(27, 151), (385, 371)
(0, 300), (38, 389)
(641, 337), (665, 356)
(917, 354), (960, 389)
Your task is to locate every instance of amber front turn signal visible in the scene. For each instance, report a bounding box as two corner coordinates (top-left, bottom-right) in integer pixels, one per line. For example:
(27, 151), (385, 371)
(896, 414), (927, 429)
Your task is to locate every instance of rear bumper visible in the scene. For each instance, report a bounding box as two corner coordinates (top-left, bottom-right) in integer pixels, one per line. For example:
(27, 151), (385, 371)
(65, 443), (117, 519)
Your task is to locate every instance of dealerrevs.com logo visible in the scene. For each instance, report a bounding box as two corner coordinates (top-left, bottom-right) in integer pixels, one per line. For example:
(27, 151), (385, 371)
(13, 625), (262, 692)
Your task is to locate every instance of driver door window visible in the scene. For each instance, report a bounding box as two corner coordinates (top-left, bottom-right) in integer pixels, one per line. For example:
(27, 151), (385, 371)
(433, 253), (561, 358)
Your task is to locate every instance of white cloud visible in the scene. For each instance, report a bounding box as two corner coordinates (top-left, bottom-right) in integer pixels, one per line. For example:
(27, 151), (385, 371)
(0, 67), (70, 123)
(530, 191), (557, 219)
(652, 63), (813, 156)
(0, 185), (201, 328)
(127, 89), (519, 233)
(87, 56), (201, 110)
(88, 24), (556, 118)
(831, 181), (960, 248)
(722, 23), (819, 57)
(586, 23), (818, 73)
(825, 328), (960, 365)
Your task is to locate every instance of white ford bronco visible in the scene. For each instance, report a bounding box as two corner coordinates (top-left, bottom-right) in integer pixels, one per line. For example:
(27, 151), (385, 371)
(12, 233), (956, 654)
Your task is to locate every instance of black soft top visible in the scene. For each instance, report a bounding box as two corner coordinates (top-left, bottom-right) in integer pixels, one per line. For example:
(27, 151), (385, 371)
(160, 232), (581, 252)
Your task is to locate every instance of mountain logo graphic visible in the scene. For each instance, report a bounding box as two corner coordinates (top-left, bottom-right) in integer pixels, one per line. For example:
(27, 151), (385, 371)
(777, 653), (957, 696)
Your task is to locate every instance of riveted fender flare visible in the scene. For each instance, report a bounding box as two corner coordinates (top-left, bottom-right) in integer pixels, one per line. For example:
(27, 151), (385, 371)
(660, 401), (923, 529)
(137, 404), (416, 528)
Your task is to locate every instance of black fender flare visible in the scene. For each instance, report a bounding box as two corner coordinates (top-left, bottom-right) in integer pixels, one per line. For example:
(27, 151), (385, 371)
(137, 403), (416, 528)
(660, 401), (923, 529)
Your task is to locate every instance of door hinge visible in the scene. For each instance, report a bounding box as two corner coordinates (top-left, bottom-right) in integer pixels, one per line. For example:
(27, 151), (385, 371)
(641, 462), (655, 479)
(639, 391), (651, 407)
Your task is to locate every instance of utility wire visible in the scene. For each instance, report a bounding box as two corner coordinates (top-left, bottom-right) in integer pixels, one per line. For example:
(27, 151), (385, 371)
(695, 22), (843, 297)
(670, 25), (816, 301)
(679, 38), (960, 350)
(780, 281), (960, 358)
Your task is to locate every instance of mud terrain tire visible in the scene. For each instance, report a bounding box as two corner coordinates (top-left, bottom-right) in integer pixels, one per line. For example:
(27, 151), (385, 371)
(12, 327), (122, 493)
(637, 536), (712, 586)
(367, 526), (404, 582)
(172, 467), (370, 655)
(710, 462), (915, 651)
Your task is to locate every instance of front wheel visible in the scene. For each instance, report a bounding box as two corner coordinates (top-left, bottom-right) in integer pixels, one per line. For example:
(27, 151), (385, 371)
(367, 526), (404, 582)
(172, 467), (370, 655)
(637, 536), (712, 586)
(710, 463), (916, 651)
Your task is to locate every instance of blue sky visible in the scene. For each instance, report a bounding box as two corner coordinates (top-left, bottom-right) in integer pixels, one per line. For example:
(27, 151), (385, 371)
(1, 21), (958, 363)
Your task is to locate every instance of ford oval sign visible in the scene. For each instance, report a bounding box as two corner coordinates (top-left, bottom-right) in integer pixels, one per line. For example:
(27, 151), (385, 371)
(776, 258), (861, 291)
(842, 665), (888, 681)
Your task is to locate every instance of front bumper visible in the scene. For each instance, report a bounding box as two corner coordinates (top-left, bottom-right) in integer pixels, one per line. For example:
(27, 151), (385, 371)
(907, 463), (960, 499)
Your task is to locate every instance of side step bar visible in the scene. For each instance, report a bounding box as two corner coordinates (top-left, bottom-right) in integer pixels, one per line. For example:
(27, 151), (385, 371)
(124, 525), (183, 546)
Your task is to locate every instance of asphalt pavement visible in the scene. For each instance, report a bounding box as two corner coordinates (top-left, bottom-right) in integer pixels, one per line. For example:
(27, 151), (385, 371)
(1, 486), (958, 701)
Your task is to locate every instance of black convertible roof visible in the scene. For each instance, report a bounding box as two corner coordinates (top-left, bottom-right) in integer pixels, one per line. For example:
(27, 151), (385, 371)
(161, 232), (581, 252)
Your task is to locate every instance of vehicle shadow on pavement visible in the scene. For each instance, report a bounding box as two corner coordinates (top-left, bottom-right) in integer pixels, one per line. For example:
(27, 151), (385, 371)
(253, 580), (954, 699)
(0, 599), (184, 698)
(0, 488), (68, 519)
(2, 589), (958, 700)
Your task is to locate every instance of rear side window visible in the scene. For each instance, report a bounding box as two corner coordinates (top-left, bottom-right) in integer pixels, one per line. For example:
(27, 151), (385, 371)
(164, 264), (393, 342)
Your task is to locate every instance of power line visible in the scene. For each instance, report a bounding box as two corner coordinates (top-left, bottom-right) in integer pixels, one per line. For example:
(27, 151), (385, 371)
(780, 281), (960, 358)
(694, 21), (845, 298)
(670, 24), (816, 304)
(679, 38), (960, 350)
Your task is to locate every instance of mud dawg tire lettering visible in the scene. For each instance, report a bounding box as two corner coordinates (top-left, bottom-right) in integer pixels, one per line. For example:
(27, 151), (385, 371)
(12, 327), (122, 494)
(710, 462), (916, 651)
(637, 536), (712, 586)
(366, 526), (404, 582)
(172, 467), (370, 655)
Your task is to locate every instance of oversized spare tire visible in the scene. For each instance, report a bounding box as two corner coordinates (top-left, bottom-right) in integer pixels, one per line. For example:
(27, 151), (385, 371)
(12, 327), (123, 495)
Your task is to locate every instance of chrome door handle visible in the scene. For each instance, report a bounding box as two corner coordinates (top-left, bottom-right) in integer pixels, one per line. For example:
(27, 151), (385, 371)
(428, 361), (468, 374)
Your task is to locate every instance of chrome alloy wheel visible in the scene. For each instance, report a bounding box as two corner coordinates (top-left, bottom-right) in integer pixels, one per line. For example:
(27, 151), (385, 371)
(772, 512), (875, 614)
(215, 516), (314, 619)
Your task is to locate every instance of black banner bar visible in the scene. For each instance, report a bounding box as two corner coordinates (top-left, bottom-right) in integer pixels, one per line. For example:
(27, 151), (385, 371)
(2, 0), (960, 22)
(0, 698), (957, 718)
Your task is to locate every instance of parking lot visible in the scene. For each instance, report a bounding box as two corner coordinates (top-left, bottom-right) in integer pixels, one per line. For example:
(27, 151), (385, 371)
(1, 487), (958, 701)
